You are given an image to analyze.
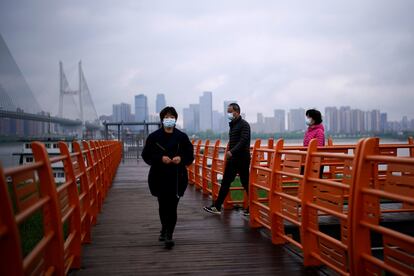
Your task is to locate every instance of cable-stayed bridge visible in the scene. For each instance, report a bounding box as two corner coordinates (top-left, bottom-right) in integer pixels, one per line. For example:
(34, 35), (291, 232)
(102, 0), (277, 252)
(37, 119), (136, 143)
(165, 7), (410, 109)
(0, 34), (101, 138)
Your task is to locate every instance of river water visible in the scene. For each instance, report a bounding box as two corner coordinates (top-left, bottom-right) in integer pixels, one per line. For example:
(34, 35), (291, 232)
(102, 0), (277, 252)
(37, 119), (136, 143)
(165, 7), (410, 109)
(0, 142), (23, 167)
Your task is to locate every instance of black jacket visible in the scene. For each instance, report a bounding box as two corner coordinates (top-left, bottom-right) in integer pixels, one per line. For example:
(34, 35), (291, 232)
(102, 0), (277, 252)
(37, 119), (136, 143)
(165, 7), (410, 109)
(228, 116), (251, 160)
(141, 128), (194, 197)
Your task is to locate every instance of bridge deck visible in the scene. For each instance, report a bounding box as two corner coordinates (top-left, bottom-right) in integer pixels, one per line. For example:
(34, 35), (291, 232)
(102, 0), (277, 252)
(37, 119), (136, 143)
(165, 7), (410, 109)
(71, 161), (319, 276)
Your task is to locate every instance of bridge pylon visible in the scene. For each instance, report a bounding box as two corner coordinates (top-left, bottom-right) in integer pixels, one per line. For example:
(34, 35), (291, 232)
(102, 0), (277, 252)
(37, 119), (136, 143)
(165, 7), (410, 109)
(58, 61), (98, 124)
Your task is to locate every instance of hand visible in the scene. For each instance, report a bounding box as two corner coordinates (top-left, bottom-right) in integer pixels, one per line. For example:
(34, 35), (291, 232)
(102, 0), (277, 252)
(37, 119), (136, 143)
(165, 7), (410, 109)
(226, 151), (232, 160)
(172, 156), (181, 164)
(162, 156), (172, 164)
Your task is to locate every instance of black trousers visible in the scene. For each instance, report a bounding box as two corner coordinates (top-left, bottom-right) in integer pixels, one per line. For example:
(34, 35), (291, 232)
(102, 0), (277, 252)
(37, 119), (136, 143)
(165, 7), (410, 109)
(157, 196), (180, 236)
(214, 158), (250, 209)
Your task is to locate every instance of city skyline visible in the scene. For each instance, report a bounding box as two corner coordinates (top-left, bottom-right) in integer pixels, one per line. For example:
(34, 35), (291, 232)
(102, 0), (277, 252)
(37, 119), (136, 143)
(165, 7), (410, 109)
(108, 91), (414, 134)
(1, 1), (413, 123)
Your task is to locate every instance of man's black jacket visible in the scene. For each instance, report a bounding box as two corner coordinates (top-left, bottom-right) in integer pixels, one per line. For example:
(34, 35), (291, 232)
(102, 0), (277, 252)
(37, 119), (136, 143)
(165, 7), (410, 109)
(228, 116), (251, 160)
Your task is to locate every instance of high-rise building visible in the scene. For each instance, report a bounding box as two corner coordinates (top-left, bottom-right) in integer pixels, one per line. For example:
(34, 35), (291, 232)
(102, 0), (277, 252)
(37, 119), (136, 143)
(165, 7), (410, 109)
(370, 110), (381, 133)
(380, 113), (388, 133)
(183, 107), (192, 131)
(134, 94), (149, 129)
(252, 113), (264, 133)
(351, 109), (364, 134)
(339, 106), (351, 133)
(112, 103), (131, 122)
(199, 91), (212, 131)
(183, 104), (200, 133)
(364, 111), (372, 132)
(288, 108), (306, 132)
(402, 116), (409, 131)
(257, 113), (264, 125)
(273, 109), (286, 133)
(264, 117), (278, 133)
(325, 107), (340, 134)
(212, 110), (222, 132)
(156, 93), (166, 113)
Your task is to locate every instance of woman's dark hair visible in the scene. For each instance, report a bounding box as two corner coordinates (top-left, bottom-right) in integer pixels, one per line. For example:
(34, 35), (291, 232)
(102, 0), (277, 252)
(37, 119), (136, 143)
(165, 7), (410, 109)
(306, 109), (323, 125)
(160, 106), (178, 121)
(228, 103), (240, 113)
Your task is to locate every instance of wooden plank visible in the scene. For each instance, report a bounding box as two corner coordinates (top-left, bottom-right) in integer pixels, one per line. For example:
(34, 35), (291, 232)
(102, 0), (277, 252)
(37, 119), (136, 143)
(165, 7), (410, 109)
(70, 161), (318, 276)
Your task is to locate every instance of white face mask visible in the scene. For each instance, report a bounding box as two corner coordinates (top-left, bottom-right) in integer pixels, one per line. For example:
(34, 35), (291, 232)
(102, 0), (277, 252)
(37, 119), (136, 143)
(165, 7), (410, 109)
(227, 112), (234, 122)
(163, 118), (176, 128)
(305, 117), (312, 126)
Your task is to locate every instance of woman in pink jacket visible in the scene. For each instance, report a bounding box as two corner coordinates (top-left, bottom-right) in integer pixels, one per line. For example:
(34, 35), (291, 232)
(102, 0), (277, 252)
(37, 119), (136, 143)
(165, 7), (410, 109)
(302, 109), (325, 177)
(303, 109), (325, 146)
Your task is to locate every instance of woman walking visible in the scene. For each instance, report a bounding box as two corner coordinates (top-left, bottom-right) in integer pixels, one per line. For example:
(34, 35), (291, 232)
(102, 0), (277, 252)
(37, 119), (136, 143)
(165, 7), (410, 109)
(141, 106), (194, 248)
(303, 108), (325, 146)
(302, 109), (325, 178)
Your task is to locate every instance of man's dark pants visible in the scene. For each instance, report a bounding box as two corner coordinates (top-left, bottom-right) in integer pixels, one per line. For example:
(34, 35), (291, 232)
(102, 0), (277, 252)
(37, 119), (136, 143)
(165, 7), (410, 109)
(214, 157), (250, 209)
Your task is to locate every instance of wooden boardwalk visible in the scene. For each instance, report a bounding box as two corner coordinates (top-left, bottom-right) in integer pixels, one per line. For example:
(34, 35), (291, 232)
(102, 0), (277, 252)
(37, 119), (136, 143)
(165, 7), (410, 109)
(71, 161), (320, 276)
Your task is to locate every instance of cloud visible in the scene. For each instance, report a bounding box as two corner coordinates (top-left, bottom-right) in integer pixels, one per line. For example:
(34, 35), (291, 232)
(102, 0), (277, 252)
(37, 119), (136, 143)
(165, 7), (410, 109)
(195, 75), (228, 92)
(0, 0), (413, 122)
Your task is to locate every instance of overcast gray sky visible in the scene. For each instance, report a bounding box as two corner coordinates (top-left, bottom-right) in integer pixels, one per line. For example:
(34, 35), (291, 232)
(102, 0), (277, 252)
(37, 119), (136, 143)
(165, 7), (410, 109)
(1, 0), (413, 122)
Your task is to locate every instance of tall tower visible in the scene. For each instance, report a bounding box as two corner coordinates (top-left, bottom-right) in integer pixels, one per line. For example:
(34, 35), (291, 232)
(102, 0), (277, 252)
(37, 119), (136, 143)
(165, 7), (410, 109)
(156, 93), (166, 113)
(135, 94), (149, 122)
(112, 103), (131, 122)
(199, 91), (212, 131)
(59, 61), (83, 120)
(58, 61), (97, 123)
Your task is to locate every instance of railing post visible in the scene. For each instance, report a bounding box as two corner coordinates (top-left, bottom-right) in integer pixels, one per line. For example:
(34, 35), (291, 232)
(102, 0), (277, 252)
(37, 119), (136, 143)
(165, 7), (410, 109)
(327, 136), (333, 146)
(270, 139), (285, 244)
(300, 139), (322, 267)
(248, 139), (262, 228)
(350, 138), (378, 275)
(202, 140), (210, 194)
(0, 166), (24, 276)
(194, 140), (203, 190)
(31, 142), (66, 275)
(82, 141), (100, 223)
(58, 142), (82, 268)
(210, 140), (220, 197)
(73, 141), (92, 243)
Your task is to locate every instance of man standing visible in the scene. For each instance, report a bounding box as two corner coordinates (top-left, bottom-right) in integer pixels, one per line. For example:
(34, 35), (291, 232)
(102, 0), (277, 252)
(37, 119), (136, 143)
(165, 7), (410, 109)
(203, 103), (251, 215)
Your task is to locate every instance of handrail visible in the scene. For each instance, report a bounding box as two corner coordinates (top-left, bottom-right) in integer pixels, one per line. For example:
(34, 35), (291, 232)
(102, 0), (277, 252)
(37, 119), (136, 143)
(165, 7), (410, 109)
(189, 136), (414, 275)
(0, 140), (122, 276)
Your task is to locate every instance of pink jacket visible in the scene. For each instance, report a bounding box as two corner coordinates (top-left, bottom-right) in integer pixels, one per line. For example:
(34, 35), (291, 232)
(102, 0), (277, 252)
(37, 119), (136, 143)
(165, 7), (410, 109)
(303, 124), (325, 146)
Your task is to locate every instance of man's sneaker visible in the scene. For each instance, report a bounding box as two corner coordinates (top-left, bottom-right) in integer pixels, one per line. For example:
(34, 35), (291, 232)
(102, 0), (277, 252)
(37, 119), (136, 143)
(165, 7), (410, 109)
(242, 209), (250, 216)
(164, 234), (175, 249)
(203, 205), (221, 215)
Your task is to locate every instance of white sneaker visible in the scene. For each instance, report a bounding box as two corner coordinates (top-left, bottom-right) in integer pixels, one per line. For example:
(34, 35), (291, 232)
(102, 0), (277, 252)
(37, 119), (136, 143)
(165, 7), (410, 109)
(203, 205), (221, 215)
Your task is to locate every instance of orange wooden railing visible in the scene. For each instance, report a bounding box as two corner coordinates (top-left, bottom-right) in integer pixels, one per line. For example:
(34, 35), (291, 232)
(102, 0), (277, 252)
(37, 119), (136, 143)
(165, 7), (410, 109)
(351, 138), (414, 275)
(189, 139), (250, 209)
(189, 137), (413, 275)
(248, 137), (414, 276)
(0, 140), (122, 276)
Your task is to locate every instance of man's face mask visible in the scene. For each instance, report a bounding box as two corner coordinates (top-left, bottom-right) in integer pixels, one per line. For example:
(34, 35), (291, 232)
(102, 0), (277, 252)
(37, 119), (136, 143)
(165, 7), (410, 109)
(227, 112), (234, 122)
(163, 118), (176, 128)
